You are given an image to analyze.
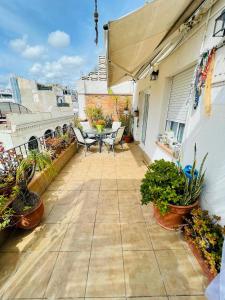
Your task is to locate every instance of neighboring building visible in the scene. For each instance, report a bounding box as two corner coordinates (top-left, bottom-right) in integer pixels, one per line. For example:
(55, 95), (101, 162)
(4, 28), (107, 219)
(0, 89), (14, 102)
(76, 55), (134, 118)
(105, 0), (225, 223)
(0, 77), (75, 150)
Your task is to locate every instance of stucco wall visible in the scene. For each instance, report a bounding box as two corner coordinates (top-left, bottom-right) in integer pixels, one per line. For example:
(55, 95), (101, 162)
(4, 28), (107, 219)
(134, 0), (225, 223)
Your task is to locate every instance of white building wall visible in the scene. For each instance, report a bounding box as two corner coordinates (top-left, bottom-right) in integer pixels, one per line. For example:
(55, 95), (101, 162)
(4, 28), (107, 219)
(134, 0), (225, 223)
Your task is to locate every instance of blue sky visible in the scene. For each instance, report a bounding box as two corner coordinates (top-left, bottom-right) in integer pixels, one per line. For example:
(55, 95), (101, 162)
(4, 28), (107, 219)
(0, 0), (146, 88)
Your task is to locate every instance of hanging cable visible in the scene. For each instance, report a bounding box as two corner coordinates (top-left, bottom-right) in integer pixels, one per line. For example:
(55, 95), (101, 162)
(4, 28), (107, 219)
(94, 0), (99, 45)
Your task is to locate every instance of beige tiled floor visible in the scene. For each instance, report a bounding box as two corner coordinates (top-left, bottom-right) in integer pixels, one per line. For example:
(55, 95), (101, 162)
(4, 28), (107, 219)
(0, 143), (207, 299)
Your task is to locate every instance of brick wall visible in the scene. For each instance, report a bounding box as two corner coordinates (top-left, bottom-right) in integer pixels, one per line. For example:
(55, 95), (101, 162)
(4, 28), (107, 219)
(85, 94), (132, 120)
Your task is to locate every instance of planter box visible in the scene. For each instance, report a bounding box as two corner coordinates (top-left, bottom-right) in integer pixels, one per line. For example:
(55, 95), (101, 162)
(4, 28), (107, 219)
(187, 240), (217, 283)
(28, 142), (77, 196)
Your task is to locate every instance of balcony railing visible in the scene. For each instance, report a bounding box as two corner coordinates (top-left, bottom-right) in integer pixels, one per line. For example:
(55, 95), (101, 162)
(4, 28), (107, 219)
(57, 102), (70, 107)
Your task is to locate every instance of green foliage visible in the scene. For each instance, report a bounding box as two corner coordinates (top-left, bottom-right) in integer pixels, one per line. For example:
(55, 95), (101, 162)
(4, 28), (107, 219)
(85, 107), (104, 123)
(119, 114), (132, 136)
(181, 145), (208, 205)
(141, 159), (186, 214)
(0, 207), (15, 230)
(73, 116), (83, 130)
(104, 115), (113, 128)
(184, 208), (225, 275)
(140, 145), (208, 215)
(0, 195), (7, 211)
(16, 149), (53, 184)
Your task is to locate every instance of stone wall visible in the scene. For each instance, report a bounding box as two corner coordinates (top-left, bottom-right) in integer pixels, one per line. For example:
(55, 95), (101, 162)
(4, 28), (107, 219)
(85, 94), (132, 120)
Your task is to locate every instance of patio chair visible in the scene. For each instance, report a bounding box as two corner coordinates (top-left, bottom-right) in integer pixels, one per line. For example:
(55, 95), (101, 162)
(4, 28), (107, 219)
(80, 121), (95, 138)
(74, 127), (97, 156)
(106, 121), (121, 138)
(103, 126), (125, 155)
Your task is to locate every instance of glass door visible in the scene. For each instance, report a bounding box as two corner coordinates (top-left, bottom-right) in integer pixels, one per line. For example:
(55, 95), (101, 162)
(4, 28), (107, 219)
(141, 93), (149, 145)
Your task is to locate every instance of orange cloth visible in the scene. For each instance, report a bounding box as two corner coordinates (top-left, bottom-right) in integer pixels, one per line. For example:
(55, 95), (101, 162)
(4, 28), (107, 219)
(204, 49), (216, 116)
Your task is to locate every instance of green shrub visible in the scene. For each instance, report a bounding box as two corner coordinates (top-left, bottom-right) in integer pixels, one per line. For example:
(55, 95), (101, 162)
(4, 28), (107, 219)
(184, 208), (225, 275)
(141, 159), (186, 214)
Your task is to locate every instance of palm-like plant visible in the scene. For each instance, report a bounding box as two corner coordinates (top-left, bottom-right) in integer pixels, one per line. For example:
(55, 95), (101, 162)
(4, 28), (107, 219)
(181, 144), (208, 206)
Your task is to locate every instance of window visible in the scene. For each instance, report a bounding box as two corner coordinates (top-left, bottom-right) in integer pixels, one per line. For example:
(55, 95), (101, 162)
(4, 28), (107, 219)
(166, 121), (185, 143)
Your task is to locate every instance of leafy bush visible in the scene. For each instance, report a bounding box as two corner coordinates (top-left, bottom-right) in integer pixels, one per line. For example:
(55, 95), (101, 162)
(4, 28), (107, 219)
(140, 145), (207, 215)
(141, 159), (186, 214)
(85, 107), (104, 123)
(184, 208), (225, 275)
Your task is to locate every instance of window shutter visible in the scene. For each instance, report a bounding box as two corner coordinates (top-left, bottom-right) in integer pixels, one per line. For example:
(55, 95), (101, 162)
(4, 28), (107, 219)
(167, 66), (195, 123)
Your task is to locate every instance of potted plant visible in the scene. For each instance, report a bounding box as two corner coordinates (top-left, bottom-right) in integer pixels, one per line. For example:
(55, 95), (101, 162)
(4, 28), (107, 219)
(133, 108), (139, 117)
(123, 97), (129, 115)
(95, 119), (106, 132)
(12, 149), (53, 229)
(119, 114), (133, 143)
(184, 208), (225, 282)
(141, 145), (208, 229)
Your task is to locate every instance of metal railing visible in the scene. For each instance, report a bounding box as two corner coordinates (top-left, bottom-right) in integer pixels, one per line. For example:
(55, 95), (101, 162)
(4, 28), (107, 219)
(0, 125), (76, 170)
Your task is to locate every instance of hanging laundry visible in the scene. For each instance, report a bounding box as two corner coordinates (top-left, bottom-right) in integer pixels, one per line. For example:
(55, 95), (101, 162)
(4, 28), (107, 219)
(194, 48), (216, 110)
(204, 48), (216, 116)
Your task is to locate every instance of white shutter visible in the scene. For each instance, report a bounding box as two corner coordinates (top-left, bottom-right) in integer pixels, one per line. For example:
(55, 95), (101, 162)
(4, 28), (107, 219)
(167, 66), (195, 123)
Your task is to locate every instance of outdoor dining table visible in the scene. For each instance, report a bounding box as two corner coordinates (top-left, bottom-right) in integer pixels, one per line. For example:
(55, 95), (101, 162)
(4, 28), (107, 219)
(83, 128), (117, 153)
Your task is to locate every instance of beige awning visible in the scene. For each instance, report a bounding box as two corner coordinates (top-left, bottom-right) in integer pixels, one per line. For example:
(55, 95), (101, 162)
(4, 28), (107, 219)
(106, 0), (195, 87)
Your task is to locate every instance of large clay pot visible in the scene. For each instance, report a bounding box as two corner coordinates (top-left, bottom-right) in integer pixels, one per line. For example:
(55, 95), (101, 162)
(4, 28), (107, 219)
(153, 201), (199, 230)
(123, 135), (133, 143)
(16, 198), (44, 230)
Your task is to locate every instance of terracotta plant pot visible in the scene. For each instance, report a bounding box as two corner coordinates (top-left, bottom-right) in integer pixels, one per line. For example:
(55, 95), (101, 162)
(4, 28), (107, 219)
(187, 240), (217, 283)
(123, 135), (133, 143)
(16, 198), (44, 230)
(153, 201), (199, 230)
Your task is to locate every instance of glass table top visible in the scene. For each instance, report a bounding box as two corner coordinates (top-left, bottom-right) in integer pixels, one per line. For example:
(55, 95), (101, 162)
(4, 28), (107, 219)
(83, 128), (116, 136)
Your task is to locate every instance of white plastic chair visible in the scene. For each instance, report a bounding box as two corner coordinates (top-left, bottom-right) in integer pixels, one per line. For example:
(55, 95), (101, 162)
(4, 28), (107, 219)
(103, 126), (125, 155)
(80, 121), (95, 138)
(74, 127), (97, 156)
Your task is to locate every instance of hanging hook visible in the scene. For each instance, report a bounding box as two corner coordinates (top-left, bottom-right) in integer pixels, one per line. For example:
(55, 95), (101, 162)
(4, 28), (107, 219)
(94, 0), (99, 45)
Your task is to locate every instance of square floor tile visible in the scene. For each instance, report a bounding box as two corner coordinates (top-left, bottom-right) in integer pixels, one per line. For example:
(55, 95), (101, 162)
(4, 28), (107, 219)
(60, 222), (94, 251)
(45, 204), (73, 223)
(123, 250), (166, 297)
(92, 223), (121, 250)
(100, 179), (118, 191)
(0, 252), (27, 295)
(64, 180), (84, 191)
(30, 223), (67, 251)
(120, 206), (144, 223)
(117, 179), (137, 190)
(86, 249), (125, 297)
(156, 250), (205, 296)
(45, 252), (90, 298)
(121, 223), (152, 250)
(71, 208), (96, 223)
(3, 252), (57, 299)
(82, 179), (101, 190)
(148, 224), (185, 250)
(56, 190), (80, 205)
(95, 211), (120, 223)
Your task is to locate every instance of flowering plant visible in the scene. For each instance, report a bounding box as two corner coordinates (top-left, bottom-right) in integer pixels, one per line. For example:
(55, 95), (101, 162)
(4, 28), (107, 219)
(96, 120), (105, 126)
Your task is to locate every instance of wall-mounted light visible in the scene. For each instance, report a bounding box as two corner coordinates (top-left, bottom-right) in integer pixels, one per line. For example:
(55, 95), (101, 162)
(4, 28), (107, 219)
(150, 70), (159, 81)
(213, 9), (225, 37)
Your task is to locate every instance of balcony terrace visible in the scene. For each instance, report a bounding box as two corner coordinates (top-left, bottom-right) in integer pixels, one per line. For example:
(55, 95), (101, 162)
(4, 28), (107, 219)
(0, 143), (207, 299)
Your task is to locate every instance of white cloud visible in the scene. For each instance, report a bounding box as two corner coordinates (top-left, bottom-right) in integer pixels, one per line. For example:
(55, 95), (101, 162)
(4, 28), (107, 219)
(30, 55), (84, 85)
(48, 30), (70, 48)
(9, 36), (45, 60)
(9, 35), (27, 52)
(22, 45), (45, 60)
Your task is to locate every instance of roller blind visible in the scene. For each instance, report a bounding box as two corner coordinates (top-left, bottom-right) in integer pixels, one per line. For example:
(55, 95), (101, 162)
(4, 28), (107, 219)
(167, 66), (195, 123)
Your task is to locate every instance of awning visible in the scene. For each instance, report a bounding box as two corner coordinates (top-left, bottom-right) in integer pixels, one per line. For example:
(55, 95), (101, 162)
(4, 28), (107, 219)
(106, 0), (196, 87)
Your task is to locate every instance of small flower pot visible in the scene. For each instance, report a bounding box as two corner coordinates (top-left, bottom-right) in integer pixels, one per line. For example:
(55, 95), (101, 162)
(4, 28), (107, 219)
(153, 201), (199, 230)
(96, 125), (104, 132)
(16, 197), (44, 230)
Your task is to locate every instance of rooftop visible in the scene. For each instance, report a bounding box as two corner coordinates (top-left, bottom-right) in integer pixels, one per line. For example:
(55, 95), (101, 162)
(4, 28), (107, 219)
(0, 144), (207, 299)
